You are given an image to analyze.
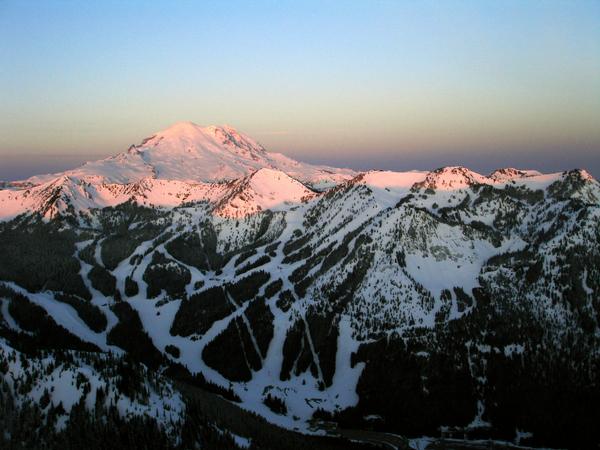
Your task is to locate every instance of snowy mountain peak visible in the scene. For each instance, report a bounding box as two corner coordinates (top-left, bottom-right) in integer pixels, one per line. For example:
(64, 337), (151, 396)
(488, 168), (542, 182)
(414, 166), (488, 191)
(212, 167), (316, 218)
(158, 122), (259, 144)
(133, 122), (267, 157)
(247, 166), (297, 183)
(570, 168), (595, 181)
(160, 120), (203, 135)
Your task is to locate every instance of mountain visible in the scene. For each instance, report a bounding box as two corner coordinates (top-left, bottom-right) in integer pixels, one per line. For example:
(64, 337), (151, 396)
(212, 168), (316, 218)
(1, 125), (599, 449)
(23, 122), (356, 188)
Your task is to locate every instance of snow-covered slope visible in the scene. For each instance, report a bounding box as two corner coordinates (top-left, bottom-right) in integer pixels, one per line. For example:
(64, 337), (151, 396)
(212, 168), (316, 218)
(0, 338), (184, 435)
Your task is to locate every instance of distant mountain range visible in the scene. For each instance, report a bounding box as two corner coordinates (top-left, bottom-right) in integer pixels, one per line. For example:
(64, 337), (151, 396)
(1, 123), (599, 449)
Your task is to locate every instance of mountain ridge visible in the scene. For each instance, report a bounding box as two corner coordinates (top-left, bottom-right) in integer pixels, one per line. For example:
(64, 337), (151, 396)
(4, 122), (595, 222)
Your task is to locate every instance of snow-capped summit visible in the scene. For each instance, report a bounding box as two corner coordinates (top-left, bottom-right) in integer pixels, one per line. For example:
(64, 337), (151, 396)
(488, 168), (542, 182)
(129, 122), (268, 159)
(213, 168), (316, 218)
(413, 166), (489, 191)
(25, 122), (356, 188)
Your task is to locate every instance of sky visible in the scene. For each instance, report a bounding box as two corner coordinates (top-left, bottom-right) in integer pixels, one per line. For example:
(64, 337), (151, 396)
(1, 0), (599, 180)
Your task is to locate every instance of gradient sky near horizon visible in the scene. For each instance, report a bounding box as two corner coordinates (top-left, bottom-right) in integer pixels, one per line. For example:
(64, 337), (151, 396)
(1, 0), (599, 180)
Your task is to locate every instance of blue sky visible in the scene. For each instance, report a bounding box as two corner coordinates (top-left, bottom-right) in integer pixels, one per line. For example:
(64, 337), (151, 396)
(1, 0), (599, 179)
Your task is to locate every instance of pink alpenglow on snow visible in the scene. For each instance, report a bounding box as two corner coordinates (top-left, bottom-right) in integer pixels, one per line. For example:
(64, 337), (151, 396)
(0, 123), (594, 222)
